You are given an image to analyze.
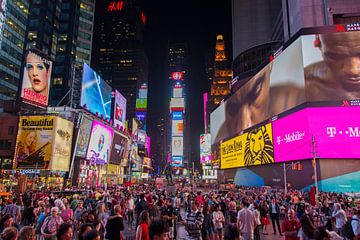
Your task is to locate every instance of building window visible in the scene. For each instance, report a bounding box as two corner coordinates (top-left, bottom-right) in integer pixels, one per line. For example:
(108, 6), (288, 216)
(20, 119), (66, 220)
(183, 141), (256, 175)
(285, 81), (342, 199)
(0, 140), (11, 150)
(8, 126), (14, 135)
(53, 77), (63, 85)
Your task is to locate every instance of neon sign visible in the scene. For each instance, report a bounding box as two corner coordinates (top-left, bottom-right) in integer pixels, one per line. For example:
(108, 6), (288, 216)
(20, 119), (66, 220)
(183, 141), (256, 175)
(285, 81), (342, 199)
(172, 72), (183, 80)
(107, 1), (124, 12)
(141, 12), (146, 25)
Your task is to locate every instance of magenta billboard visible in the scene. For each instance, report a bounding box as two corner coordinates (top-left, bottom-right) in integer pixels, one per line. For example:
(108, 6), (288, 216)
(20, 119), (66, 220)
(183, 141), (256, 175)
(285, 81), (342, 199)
(273, 106), (360, 162)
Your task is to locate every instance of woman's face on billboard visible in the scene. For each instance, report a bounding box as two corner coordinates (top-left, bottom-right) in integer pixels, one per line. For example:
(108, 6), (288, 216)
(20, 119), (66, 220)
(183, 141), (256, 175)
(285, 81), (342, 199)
(25, 131), (36, 147)
(26, 53), (49, 94)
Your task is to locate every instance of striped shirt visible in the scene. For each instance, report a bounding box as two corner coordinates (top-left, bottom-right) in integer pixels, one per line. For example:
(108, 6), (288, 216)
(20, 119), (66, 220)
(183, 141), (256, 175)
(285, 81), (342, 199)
(186, 210), (204, 240)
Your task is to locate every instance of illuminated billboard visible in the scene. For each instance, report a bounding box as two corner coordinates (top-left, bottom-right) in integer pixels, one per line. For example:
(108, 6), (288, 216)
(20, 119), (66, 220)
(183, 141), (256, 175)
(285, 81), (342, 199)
(113, 90), (127, 129)
(135, 111), (146, 122)
(220, 124), (274, 169)
(136, 98), (147, 109)
(0, 0), (7, 47)
(172, 156), (183, 167)
(172, 111), (183, 120)
(173, 87), (183, 98)
(51, 117), (74, 171)
(75, 116), (92, 157)
(139, 84), (148, 98)
(171, 71), (183, 80)
(86, 120), (114, 164)
(21, 50), (53, 108)
(14, 116), (54, 169)
(170, 98), (184, 109)
(80, 63), (112, 119)
(110, 132), (128, 164)
(171, 137), (183, 156)
(200, 134), (212, 163)
(171, 120), (183, 136)
(143, 157), (151, 168)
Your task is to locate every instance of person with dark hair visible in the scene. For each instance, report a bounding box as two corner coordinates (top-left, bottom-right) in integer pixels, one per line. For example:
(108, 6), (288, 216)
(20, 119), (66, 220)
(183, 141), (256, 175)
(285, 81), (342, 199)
(0, 227), (18, 240)
(212, 203), (225, 240)
(1, 199), (21, 224)
(299, 204), (316, 240)
(135, 210), (150, 240)
(135, 194), (148, 226)
(18, 226), (36, 240)
(314, 226), (343, 240)
(105, 204), (124, 240)
(161, 198), (176, 240)
(237, 200), (256, 240)
(22, 200), (35, 226)
(0, 214), (19, 233)
(83, 229), (101, 240)
(268, 198), (282, 236)
(224, 224), (240, 240)
(56, 223), (73, 240)
(182, 200), (204, 240)
(282, 209), (300, 240)
(78, 223), (93, 240)
(148, 219), (168, 240)
(202, 203), (215, 240)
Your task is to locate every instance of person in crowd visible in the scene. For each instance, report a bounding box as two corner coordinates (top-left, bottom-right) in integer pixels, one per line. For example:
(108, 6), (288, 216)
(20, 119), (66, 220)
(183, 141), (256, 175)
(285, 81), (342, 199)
(60, 202), (73, 224)
(351, 208), (360, 240)
(299, 204), (316, 240)
(161, 198), (176, 240)
(83, 230), (101, 240)
(126, 195), (135, 226)
(332, 203), (347, 236)
(56, 223), (73, 240)
(253, 203), (262, 240)
(224, 224), (241, 240)
(212, 203), (225, 240)
(21, 200), (35, 226)
(78, 223), (93, 240)
(1, 199), (21, 224)
(313, 226), (343, 240)
(282, 209), (301, 240)
(0, 227), (18, 240)
(237, 200), (256, 240)
(105, 204), (124, 240)
(41, 207), (63, 240)
(18, 226), (36, 240)
(182, 201), (204, 240)
(268, 197), (282, 236)
(135, 210), (150, 240)
(0, 214), (20, 233)
(260, 200), (270, 235)
(148, 219), (169, 240)
(135, 194), (148, 226)
(202, 203), (215, 240)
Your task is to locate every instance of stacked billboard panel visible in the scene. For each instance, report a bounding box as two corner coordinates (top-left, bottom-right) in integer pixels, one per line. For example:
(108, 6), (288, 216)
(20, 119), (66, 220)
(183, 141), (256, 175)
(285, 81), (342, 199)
(210, 29), (360, 170)
(170, 72), (185, 167)
(135, 83), (148, 130)
(113, 90), (127, 130)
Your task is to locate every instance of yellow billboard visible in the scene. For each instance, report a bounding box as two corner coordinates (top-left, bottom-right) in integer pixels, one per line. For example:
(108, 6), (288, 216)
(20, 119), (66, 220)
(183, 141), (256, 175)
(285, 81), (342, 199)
(221, 123), (274, 169)
(51, 117), (74, 171)
(14, 116), (55, 169)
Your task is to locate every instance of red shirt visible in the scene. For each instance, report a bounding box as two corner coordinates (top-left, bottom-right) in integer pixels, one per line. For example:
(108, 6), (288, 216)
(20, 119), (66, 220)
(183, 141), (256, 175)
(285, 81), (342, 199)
(282, 219), (300, 240)
(140, 223), (149, 240)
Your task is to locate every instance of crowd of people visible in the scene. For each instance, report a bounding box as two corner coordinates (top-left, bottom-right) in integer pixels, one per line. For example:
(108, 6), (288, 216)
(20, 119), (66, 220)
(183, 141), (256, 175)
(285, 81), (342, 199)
(0, 184), (358, 240)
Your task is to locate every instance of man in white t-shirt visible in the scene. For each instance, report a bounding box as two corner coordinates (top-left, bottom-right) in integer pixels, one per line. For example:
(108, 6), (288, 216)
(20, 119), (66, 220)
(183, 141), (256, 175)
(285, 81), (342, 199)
(237, 200), (256, 240)
(352, 208), (360, 240)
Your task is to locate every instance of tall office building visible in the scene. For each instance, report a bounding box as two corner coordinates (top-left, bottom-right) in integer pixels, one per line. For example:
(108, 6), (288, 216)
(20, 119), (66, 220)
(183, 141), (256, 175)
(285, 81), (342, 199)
(25, 0), (96, 107)
(91, 0), (148, 122)
(0, 0), (29, 101)
(151, 115), (167, 171)
(166, 42), (189, 172)
(210, 35), (232, 107)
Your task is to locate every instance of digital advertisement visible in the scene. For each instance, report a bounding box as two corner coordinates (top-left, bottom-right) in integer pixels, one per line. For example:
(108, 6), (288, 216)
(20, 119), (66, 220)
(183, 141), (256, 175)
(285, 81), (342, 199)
(86, 120), (114, 164)
(14, 116), (54, 169)
(171, 137), (183, 156)
(172, 156), (183, 167)
(170, 98), (185, 109)
(171, 120), (183, 136)
(75, 116), (93, 158)
(21, 51), (53, 108)
(51, 117), (74, 171)
(110, 132), (128, 164)
(136, 98), (147, 109)
(172, 111), (183, 120)
(200, 134), (212, 163)
(173, 87), (183, 98)
(80, 63), (112, 119)
(113, 90), (127, 129)
(221, 124), (274, 169)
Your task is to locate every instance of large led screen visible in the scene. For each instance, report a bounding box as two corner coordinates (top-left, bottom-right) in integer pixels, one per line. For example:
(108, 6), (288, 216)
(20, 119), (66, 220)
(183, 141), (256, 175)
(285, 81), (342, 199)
(110, 133), (128, 164)
(80, 63), (112, 119)
(136, 98), (147, 109)
(86, 120), (114, 164)
(211, 37), (305, 146)
(171, 120), (183, 136)
(220, 123), (274, 169)
(200, 134), (212, 163)
(114, 90), (127, 129)
(173, 87), (183, 98)
(21, 50), (53, 108)
(75, 116), (92, 157)
(172, 111), (183, 120)
(273, 106), (360, 161)
(170, 98), (185, 108)
(14, 116), (54, 169)
(138, 84), (148, 98)
(135, 111), (146, 122)
(51, 117), (74, 171)
(171, 137), (183, 156)
(172, 156), (183, 167)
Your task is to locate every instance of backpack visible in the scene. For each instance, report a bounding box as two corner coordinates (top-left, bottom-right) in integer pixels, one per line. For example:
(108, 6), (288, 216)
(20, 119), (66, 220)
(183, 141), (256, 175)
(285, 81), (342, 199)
(35, 213), (48, 234)
(342, 218), (358, 240)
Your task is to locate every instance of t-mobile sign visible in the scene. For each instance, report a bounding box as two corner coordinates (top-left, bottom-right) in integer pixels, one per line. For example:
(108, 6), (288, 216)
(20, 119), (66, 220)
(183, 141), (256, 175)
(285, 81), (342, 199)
(272, 106), (360, 162)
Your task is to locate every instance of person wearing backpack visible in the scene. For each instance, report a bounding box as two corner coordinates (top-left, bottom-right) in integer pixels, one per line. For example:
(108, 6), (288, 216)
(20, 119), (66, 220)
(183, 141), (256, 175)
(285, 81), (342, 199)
(342, 208), (360, 240)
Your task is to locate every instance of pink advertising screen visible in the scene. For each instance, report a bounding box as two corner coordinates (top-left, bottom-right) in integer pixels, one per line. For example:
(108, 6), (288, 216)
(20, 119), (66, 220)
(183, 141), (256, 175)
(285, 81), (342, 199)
(273, 106), (360, 162)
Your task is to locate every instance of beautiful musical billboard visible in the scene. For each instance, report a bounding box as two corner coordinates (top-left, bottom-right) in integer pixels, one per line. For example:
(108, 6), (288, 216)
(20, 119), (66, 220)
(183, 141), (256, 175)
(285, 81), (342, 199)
(51, 117), (74, 171)
(113, 90), (127, 129)
(220, 124), (274, 169)
(21, 50), (53, 108)
(14, 116), (54, 169)
(86, 120), (114, 164)
(200, 134), (212, 163)
(80, 63), (112, 119)
(75, 115), (92, 157)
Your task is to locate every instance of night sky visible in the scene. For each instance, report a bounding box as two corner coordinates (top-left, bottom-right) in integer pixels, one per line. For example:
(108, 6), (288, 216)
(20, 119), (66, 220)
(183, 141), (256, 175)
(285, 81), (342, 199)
(141, 0), (232, 165)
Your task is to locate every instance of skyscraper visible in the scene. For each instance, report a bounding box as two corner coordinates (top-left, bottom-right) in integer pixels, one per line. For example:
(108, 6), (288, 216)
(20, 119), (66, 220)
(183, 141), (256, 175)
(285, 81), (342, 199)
(91, 0), (148, 122)
(0, 0), (29, 101)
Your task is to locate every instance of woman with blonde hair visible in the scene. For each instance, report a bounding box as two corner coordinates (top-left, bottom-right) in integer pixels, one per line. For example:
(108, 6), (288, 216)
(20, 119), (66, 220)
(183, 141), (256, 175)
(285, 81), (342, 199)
(135, 210), (150, 240)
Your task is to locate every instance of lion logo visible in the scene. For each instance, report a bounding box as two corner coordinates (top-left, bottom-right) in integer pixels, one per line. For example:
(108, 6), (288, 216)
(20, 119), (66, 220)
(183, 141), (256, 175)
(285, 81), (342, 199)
(244, 126), (274, 166)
